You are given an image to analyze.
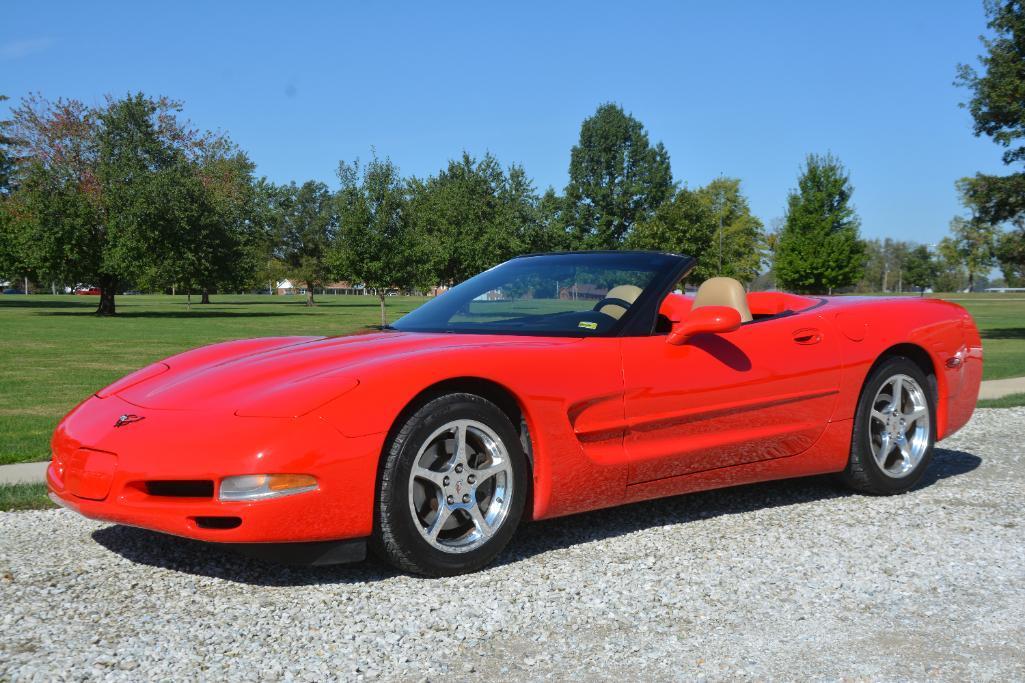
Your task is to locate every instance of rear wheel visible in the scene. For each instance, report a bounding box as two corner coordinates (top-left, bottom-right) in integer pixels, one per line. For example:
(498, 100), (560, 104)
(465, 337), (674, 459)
(373, 393), (528, 576)
(841, 356), (936, 495)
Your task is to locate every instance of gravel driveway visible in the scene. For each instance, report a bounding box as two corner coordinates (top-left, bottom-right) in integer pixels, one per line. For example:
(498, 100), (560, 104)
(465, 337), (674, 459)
(2, 408), (1024, 681)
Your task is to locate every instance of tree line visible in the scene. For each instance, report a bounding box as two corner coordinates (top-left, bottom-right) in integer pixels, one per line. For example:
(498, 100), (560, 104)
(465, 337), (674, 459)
(0, 94), (869, 319)
(4, 0), (1025, 326)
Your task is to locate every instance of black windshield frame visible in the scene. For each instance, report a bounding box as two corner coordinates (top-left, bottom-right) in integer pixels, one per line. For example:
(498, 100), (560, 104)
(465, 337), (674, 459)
(391, 251), (695, 338)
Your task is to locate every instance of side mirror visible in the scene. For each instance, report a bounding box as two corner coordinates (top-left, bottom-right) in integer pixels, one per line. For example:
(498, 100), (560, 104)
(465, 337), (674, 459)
(667, 306), (742, 345)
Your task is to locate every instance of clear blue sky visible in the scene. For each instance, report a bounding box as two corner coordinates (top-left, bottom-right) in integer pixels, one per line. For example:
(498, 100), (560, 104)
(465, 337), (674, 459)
(1, 0), (1006, 244)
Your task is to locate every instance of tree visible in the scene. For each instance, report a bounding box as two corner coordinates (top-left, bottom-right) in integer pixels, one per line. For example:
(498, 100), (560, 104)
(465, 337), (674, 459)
(942, 215), (997, 291)
(3, 93), (207, 314)
(563, 103), (673, 248)
(903, 245), (939, 295)
(698, 178), (764, 283)
(933, 241), (969, 292)
(0, 95), (15, 197)
(268, 180), (337, 306)
(858, 238), (916, 292)
(333, 156), (431, 327)
(520, 187), (570, 254)
(0, 96), (21, 281)
(629, 178), (764, 284)
(629, 186), (716, 282)
(191, 142), (259, 302)
(408, 152), (533, 284)
(997, 227), (1025, 285)
(957, 1), (1025, 226)
(775, 154), (865, 294)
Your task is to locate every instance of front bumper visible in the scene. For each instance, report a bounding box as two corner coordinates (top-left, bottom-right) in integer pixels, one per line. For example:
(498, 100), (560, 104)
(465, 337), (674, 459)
(47, 394), (386, 547)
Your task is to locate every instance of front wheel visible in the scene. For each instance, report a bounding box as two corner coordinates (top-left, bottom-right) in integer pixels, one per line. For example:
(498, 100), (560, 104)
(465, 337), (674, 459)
(373, 393), (528, 576)
(841, 356), (936, 495)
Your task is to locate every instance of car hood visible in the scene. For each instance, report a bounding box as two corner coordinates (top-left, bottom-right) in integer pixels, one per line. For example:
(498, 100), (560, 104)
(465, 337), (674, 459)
(112, 331), (578, 415)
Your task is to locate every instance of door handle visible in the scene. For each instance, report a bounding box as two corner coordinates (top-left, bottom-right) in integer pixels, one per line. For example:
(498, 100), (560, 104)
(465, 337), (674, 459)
(792, 328), (822, 345)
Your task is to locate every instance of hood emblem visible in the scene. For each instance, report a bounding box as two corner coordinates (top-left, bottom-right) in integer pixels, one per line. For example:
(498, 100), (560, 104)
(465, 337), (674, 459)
(114, 414), (145, 428)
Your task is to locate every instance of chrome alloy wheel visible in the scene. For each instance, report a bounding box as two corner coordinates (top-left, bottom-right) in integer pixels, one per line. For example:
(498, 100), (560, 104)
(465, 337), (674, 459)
(868, 374), (931, 478)
(407, 419), (514, 553)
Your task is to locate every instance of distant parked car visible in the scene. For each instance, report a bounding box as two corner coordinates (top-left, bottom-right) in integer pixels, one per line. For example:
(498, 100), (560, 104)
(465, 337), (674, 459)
(75, 287), (101, 296)
(2, 288), (25, 295)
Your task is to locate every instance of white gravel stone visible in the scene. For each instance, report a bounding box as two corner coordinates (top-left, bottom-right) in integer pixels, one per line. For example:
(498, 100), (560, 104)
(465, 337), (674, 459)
(1, 408), (1023, 681)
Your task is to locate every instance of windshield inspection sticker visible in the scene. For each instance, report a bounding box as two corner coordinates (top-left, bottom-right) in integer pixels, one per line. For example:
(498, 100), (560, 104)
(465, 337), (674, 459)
(578, 321), (598, 330)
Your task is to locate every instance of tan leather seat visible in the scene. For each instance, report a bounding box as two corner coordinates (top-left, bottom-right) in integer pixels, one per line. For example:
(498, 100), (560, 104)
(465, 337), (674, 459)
(691, 277), (752, 323)
(598, 284), (643, 319)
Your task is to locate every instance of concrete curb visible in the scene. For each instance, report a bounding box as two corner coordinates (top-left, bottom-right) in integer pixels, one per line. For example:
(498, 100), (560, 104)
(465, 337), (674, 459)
(0, 461), (49, 485)
(978, 376), (1025, 401)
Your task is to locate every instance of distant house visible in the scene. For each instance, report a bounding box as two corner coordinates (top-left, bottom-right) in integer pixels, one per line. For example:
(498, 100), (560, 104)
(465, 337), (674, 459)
(559, 283), (605, 301)
(275, 279), (306, 296)
(325, 281), (366, 295)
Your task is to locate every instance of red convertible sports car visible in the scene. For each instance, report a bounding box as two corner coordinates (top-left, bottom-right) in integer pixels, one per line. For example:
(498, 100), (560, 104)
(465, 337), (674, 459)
(48, 251), (983, 576)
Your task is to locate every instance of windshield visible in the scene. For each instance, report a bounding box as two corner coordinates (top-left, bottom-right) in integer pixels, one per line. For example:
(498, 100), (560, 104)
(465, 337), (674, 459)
(392, 252), (681, 336)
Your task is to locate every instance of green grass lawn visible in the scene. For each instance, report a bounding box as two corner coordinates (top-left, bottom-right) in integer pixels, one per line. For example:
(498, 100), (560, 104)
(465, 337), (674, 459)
(0, 293), (427, 465)
(0, 482), (55, 511)
(929, 293), (1025, 382)
(0, 291), (1023, 466)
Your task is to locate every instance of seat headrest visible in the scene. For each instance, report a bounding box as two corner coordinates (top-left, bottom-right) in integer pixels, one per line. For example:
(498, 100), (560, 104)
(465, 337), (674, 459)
(598, 284), (643, 320)
(692, 277), (753, 323)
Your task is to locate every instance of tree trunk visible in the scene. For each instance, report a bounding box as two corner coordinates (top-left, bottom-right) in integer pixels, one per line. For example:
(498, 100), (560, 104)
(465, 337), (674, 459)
(201, 288), (211, 304)
(305, 281), (315, 307)
(96, 277), (117, 315)
(378, 293), (387, 329)
(186, 291), (191, 312)
(920, 286), (926, 297)
(968, 271), (975, 293)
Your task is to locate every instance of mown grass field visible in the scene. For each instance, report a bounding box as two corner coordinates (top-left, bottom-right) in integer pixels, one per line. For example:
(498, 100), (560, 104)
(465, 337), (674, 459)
(0, 291), (1023, 466)
(0, 294), (427, 465)
(0, 483), (54, 511)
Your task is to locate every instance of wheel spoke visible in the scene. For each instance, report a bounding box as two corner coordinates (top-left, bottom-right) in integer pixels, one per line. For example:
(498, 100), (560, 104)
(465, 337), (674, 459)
(468, 503), (492, 539)
(871, 409), (887, 423)
(454, 422), (468, 464)
(892, 377), (905, 411)
(472, 457), (511, 486)
(412, 465), (447, 490)
(426, 505), (452, 541)
(874, 432), (894, 467)
(897, 437), (913, 468)
(905, 406), (928, 424)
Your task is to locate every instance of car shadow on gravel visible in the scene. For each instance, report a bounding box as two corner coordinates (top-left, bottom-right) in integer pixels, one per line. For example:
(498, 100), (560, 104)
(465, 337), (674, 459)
(90, 448), (980, 584)
(497, 447), (981, 567)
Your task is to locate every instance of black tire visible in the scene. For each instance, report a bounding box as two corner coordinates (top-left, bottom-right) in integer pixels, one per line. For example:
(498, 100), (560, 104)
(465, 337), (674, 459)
(841, 356), (936, 495)
(372, 393), (528, 576)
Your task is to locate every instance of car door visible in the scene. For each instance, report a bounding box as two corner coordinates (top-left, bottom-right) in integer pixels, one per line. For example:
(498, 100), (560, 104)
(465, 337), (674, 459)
(620, 307), (841, 484)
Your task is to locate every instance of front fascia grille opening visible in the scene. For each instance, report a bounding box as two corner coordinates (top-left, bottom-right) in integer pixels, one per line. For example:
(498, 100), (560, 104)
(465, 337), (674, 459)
(145, 480), (214, 498)
(193, 516), (242, 530)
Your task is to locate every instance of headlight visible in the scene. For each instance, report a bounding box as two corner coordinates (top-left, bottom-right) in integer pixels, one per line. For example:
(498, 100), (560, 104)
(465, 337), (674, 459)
(219, 474), (318, 501)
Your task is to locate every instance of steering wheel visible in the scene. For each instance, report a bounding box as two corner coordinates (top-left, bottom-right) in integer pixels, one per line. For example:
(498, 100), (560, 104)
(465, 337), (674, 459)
(592, 297), (634, 318)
